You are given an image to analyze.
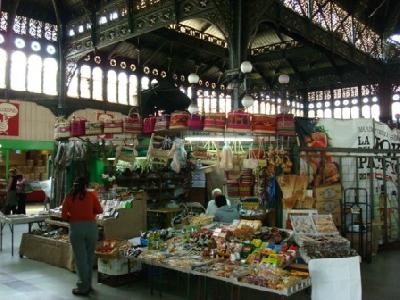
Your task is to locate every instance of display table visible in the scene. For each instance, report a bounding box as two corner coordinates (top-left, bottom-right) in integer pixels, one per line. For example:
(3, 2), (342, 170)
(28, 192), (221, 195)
(138, 258), (310, 299)
(19, 233), (74, 271)
(0, 213), (47, 256)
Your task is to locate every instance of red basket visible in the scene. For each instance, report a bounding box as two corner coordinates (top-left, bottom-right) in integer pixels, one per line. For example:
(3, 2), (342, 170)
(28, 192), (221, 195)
(71, 117), (87, 137)
(226, 109), (251, 133)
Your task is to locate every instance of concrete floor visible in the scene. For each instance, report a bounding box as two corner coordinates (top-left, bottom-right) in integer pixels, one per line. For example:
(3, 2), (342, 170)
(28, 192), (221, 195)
(0, 211), (399, 299)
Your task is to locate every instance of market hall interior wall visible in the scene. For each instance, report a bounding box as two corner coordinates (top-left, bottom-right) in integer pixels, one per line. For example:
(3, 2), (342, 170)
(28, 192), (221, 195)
(0, 100), (55, 141)
(0, 100), (127, 141)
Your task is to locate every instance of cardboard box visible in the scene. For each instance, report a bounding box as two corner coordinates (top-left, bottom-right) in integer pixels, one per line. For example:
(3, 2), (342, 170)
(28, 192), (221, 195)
(100, 192), (148, 240)
(315, 184), (342, 201)
(97, 258), (141, 276)
(19, 233), (75, 271)
(316, 184), (342, 225)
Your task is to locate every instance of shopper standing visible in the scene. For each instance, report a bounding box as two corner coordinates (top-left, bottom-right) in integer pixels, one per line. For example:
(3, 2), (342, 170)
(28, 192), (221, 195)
(16, 174), (27, 214)
(5, 168), (18, 215)
(62, 177), (103, 296)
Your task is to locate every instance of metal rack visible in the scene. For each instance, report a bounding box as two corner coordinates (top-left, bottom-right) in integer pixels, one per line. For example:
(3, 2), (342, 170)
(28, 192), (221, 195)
(342, 187), (373, 262)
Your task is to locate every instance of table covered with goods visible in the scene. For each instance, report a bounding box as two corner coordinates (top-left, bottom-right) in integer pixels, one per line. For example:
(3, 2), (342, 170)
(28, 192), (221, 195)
(96, 214), (359, 297)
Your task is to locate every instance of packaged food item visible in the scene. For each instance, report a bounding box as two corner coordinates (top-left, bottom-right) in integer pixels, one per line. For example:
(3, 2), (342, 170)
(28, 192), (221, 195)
(313, 214), (338, 234)
(290, 215), (316, 234)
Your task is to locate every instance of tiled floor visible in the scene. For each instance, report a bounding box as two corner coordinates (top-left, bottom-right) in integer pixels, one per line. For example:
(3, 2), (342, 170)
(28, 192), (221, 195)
(1, 208), (400, 299)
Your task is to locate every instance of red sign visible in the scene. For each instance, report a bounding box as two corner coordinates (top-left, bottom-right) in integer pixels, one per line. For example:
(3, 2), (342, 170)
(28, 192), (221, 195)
(0, 102), (19, 136)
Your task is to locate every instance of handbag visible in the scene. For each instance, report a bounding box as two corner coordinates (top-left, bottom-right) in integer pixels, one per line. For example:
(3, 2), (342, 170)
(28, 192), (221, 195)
(71, 117), (86, 137)
(54, 118), (71, 140)
(143, 116), (156, 134)
(188, 113), (204, 131)
(204, 113), (226, 132)
(251, 114), (276, 134)
(154, 114), (170, 132)
(123, 107), (142, 134)
(170, 111), (189, 130)
(103, 118), (123, 134)
(226, 109), (251, 133)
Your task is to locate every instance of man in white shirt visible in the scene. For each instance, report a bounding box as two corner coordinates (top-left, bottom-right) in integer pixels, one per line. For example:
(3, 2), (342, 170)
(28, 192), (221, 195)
(206, 188), (231, 216)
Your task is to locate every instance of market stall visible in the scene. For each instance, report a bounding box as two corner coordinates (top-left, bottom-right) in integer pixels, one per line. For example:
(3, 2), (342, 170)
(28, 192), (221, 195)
(95, 214), (357, 298)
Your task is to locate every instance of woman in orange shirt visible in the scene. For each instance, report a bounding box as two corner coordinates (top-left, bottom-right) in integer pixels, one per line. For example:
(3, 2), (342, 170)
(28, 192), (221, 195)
(62, 177), (103, 296)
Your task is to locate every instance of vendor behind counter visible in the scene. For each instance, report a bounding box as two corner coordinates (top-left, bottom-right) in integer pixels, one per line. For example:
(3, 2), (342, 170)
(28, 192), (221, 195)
(214, 195), (239, 224)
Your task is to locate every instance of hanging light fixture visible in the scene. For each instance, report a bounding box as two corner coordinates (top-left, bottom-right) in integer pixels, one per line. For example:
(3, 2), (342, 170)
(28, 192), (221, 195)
(240, 61), (253, 74)
(188, 73), (200, 84)
(278, 74), (290, 84)
(241, 94), (254, 108)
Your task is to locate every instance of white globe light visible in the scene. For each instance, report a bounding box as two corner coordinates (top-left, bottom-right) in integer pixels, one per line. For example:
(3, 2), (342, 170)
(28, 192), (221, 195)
(188, 103), (200, 114)
(278, 74), (290, 84)
(188, 73), (200, 84)
(241, 94), (254, 108)
(240, 61), (253, 74)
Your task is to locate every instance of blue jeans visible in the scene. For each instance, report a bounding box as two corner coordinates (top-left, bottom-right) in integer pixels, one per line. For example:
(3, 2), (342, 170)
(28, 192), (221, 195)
(70, 221), (98, 292)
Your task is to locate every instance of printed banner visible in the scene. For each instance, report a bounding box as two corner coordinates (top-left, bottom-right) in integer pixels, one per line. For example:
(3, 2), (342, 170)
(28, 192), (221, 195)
(0, 102), (19, 136)
(317, 119), (400, 241)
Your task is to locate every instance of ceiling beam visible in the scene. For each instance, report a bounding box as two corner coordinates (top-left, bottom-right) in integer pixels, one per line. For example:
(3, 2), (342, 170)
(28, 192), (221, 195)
(150, 28), (228, 59)
(259, 1), (384, 76)
(383, 0), (400, 37)
(252, 46), (319, 63)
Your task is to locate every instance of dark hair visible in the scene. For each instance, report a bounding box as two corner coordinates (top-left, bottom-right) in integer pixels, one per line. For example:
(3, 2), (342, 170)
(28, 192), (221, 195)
(69, 176), (88, 200)
(215, 195), (227, 208)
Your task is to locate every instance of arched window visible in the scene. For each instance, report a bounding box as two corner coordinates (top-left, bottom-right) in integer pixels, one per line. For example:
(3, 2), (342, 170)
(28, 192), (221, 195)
(265, 102), (271, 114)
(342, 107), (351, 119)
(203, 91), (210, 113)
(270, 103), (276, 115)
(107, 70), (117, 102)
(92, 67), (103, 100)
(129, 75), (138, 106)
(218, 93), (226, 113)
(362, 105), (371, 118)
(324, 108), (332, 118)
(10, 51), (26, 91)
(316, 109), (324, 118)
(309, 110), (315, 118)
(67, 68), (79, 98)
(43, 57), (58, 95)
(118, 72), (128, 104)
(0, 48), (7, 88)
(252, 100), (259, 114)
(210, 92), (217, 113)
(333, 108), (341, 119)
(225, 95), (232, 113)
(351, 106), (359, 119)
(371, 104), (380, 121)
(392, 102), (400, 120)
(80, 65), (91, 98)
(141, 76), (149, 91)
(27, 54), (42, 93)
(197, 90), (204, 113)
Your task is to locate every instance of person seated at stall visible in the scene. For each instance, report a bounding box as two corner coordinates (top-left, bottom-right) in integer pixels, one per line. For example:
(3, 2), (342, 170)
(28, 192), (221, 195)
(206, 188), (231, 216)
(214, 195), (239, 223)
